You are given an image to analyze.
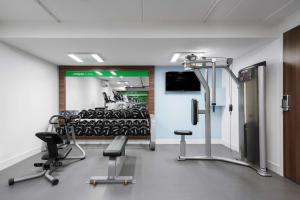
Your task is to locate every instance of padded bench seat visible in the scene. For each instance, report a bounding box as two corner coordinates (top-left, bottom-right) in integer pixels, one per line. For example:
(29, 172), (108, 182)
(103, 136), (128, 157)
(174, 130), (193, 136)
(174, 130), (192, 160)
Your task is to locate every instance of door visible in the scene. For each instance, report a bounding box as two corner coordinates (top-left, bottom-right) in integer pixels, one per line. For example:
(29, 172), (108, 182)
(283, 25), (300, 184)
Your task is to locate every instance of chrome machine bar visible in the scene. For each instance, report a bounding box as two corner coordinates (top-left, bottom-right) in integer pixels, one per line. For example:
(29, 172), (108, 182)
(257, 65), (269, 176)
(212, 61), (216, 111)
(194, 70), (211, 157)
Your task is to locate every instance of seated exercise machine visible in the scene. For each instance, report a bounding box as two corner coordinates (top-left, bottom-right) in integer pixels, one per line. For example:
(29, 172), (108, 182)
(90, 135), (134, 185)
(175, 54), (271, 177)
(9, 132), (72, 186)
(8, 114), (86, 186)
(49, 114), (86, 160)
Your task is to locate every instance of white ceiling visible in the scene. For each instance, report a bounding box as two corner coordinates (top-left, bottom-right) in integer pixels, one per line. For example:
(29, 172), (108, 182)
(1, 38), (272, 65)
(0, 0), (299, 65)
(0, 0), (299, 24)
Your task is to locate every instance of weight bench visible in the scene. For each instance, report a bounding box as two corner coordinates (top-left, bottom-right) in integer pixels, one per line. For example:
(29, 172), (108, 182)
(90, 135), (134, 185)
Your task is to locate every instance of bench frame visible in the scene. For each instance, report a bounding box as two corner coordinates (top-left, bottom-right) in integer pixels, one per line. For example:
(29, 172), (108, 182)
(90, 137), (134, 185)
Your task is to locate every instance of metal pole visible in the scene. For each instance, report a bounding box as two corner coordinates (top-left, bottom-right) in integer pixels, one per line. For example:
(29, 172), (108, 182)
(212, 62), (216, 112)
(223, 66), (240, 85)
(258, 65), (267, 170)
(194, 69), (211, 157)
(238, 84), (245, 160)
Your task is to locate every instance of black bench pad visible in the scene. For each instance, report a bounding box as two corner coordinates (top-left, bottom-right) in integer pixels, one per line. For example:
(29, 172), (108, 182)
(174, 130), (193, 135)
(103, 136), (128, 157)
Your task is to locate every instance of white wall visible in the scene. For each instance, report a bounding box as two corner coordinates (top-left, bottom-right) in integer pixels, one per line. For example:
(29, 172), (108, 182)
(155, 66), (224, 143)
(221, 37), (283, 175)
(0, 42), (58, 171)
(66, 77), (105, 110)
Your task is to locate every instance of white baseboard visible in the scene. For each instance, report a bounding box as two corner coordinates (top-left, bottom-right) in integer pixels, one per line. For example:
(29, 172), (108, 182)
(0, 147), (41, 171)
(267, 160), (283, 176)
(156, 138), (222, 144)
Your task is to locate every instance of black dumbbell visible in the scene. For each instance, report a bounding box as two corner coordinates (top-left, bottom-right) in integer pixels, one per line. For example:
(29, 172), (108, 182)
(104, 110), (113, 119)
(131, 109), (141, 119)
(96, 110), (104, 119)
(132, 120), (140, 127)
(120, 125), (130, 135)
(102, 120), (112, 136)
(129, 126), (139, 135)
(126, 120), (133, 126)
(111, 125), (120, 136)
(79, 110), (89, 119)
(139, 126), (149, 135)
(87, 109), (96, 119)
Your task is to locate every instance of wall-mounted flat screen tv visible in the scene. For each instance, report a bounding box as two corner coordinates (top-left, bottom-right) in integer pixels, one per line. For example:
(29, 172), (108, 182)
(165, 71), (200, 91)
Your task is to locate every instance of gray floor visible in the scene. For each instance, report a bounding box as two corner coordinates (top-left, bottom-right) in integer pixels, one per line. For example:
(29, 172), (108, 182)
(1, 144), (300, 200)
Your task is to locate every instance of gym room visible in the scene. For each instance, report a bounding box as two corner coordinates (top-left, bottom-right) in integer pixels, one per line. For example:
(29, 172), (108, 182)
(0, 0), (300, 199)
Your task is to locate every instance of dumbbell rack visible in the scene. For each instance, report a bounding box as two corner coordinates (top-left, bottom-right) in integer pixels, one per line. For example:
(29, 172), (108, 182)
(74, 117), (155, 151)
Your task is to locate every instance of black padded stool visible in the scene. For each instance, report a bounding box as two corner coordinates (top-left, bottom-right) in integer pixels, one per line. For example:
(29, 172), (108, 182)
(174, 130), (192, 160)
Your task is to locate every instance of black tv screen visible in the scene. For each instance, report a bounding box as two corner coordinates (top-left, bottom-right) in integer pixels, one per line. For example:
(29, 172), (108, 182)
(166, 71), (200, 91)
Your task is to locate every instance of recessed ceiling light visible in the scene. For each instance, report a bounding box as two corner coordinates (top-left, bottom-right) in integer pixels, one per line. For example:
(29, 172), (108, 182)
(110, 71), (117, 76)
(68, 54), (83, 63)
(117, 81), (128, 85)
(170, 53), (181, 63)
(91, 54), (104, 63)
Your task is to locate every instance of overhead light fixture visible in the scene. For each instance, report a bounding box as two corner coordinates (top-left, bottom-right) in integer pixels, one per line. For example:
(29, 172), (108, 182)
(117, 81), (129, 85)
(110, 71), (117, 76)
(170, 53), (181, 63)
(95, 71), (103, 75)
(68, 54), (83, 63)
(195, 52), (205, 57)
(91, 54), (104, 63)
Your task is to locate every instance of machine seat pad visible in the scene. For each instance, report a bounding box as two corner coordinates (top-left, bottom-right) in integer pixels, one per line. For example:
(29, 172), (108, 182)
(174, 130), (193, 136)
(103, 136), (128, 157)
(41, 146), (72, 160)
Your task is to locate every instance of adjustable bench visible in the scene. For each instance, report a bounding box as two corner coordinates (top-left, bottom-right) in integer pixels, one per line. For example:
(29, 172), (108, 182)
(90, 135), (134, 185)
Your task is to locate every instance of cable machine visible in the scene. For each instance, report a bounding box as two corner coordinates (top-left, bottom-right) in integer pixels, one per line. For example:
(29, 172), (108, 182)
(178, 54), (271, 177)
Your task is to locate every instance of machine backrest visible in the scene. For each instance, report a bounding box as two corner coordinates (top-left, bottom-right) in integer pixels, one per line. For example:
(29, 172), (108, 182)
(36, 132), (64, 159)
(191, 99), (198, 125)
